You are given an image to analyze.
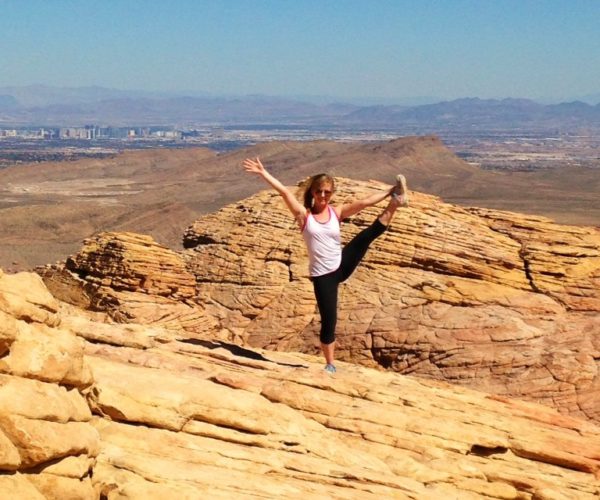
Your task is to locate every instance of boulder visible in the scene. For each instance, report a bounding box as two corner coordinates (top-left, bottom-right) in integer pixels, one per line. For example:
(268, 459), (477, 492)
(38, 232), (218, 335)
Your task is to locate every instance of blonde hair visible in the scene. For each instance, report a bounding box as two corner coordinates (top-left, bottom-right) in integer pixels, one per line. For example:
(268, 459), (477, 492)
(302, 173), (335, 209)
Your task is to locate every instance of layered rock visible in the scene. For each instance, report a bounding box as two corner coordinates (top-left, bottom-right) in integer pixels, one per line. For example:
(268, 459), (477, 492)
(0, 270), (98, 499)
(84, 341), (600, 499)
(467, 207), (600, 311)
(185, 180), (600, 425)
(39, 232), (219, 335)
(3, 269), (600, 498)
(39, 179), (600, 426)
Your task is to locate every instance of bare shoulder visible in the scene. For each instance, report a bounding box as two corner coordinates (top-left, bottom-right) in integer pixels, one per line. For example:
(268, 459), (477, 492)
(332, 205), (343, 220)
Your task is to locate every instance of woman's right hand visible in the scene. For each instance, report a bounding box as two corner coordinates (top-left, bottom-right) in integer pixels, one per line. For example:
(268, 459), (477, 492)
(242, 156), (306, 227)
(243, 157), (266, 175)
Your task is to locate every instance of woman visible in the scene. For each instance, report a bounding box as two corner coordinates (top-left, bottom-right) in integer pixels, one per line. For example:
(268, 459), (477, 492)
(242, 157), (408, 373)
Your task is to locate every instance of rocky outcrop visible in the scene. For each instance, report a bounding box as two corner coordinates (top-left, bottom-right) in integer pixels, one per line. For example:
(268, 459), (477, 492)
(39, 179), (600, 427)
(184, 180), (600, 425)
(0, 270), (97, 498)
(2, 269), (600, 498)
(39, 232), (219, 335)
(467, 207), (600, 311)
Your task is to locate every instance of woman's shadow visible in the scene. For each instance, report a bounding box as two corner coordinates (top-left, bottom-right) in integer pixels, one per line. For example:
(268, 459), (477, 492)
(180, 339), (309, 369)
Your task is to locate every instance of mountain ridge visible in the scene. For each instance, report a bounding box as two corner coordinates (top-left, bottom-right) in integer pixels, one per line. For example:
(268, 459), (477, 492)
(1, 85), (599, 127)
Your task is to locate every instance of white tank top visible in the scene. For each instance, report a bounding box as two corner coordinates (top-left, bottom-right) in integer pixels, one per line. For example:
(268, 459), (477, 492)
(302, 206), (342, 277)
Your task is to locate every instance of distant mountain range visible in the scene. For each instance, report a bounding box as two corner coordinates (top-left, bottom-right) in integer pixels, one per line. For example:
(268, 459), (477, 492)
(0, 85), (599, 129)
(339, 97), (600, 129)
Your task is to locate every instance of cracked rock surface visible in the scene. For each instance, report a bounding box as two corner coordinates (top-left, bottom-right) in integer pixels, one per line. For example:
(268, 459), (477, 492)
(39, 179), (600, 426)
(2, 269), (600, 498)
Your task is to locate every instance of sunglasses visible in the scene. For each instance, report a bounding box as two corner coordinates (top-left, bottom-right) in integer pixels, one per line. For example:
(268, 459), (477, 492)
(313, 189), (333, 196)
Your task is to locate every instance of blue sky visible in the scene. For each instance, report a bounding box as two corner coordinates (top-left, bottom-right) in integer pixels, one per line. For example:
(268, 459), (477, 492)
(1, 0), (599, 102)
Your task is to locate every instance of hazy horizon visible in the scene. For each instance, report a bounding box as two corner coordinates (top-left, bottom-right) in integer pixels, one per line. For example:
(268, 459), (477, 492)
(1, 83), (598, 108)
(1, 1), (599, 104)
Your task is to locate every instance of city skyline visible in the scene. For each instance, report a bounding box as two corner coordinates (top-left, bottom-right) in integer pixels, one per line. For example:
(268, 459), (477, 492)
(1, 1), (599, 103)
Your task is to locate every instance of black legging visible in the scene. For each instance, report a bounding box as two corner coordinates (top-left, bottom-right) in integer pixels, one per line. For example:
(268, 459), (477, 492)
(312, 219), (387, 344)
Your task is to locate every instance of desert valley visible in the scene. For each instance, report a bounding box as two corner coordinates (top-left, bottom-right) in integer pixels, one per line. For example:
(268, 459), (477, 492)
(1, 135), (599, 271)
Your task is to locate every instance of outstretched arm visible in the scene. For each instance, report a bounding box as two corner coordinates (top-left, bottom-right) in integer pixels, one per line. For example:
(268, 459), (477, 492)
(338, 186), (393, 220)
(243, 157), (306, 228)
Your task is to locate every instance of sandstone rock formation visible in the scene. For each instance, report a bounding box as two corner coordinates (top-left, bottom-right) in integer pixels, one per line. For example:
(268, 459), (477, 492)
(2, 269), (600, 498)
(39, 179), (600, 429)
(40, 231), (218, 335)
(0, 270), (97, 498)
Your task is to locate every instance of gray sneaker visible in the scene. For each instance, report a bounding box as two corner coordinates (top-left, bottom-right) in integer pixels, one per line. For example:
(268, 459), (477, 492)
(324, 363), (337, 374)
(393, 174), (409, 206)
